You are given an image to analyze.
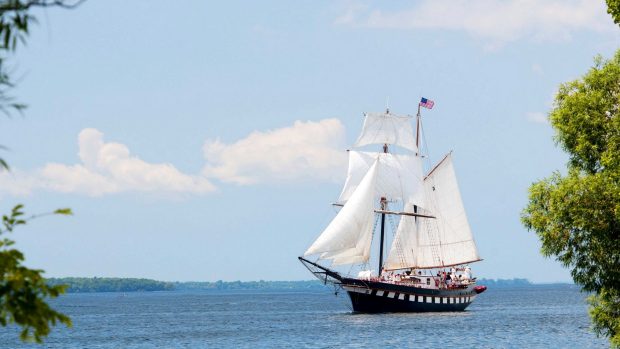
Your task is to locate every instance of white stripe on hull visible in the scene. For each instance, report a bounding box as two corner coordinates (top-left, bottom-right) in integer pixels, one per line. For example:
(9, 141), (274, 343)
(343, 285), (477, 308)
(343, 286), (372, 294)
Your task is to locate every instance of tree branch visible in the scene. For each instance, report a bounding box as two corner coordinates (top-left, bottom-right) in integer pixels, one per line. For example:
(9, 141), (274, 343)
(0, 0), (86, 12)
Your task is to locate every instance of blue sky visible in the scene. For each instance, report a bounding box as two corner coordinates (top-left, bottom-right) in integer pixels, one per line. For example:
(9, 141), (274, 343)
(0, 0), (618, 282)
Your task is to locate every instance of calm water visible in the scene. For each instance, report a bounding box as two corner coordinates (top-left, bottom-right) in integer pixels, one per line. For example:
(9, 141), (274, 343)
(0, 284), (608, 348)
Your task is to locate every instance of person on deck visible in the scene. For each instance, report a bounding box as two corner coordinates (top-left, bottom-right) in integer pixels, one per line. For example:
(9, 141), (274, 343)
(464, 266), (472, 281)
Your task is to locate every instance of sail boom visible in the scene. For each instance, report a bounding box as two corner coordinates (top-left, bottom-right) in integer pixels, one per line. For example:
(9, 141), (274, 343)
(374, 209), (435, 219)
(331, 204), (435, 218)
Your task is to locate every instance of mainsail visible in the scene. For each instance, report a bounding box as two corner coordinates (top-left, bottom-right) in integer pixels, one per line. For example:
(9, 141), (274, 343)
(384, 153), (480, 270)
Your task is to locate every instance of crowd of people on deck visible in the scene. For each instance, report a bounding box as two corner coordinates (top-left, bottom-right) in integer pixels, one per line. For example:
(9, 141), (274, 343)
(369, 266), (474, 288)
(437, 266), (474, 287)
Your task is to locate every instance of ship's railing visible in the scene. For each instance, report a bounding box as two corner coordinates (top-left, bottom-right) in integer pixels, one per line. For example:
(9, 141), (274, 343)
(359, 275), (476, 290)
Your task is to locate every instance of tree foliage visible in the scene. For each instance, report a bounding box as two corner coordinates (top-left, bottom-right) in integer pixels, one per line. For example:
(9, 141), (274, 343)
(522, 51), (620, 347)
(1, 1), (86, 115)
(607, 0), (620, 26)
(0, 204), (73, 342)
(0, 0), (85, 169)
(47, 277), (175, 293)
(0, 0), (84, 343)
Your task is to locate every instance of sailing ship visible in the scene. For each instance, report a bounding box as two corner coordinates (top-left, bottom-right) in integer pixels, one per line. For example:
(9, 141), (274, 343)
(299, 100), (486, 313)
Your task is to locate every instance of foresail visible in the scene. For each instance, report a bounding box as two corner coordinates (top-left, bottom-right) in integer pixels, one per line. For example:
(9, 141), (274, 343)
(354, 112), (417, 152)
(304, 159), (379, 265)
(320, 241), (373, 265)
(338, 150), (425, 206)
(384, 153), (480, 270)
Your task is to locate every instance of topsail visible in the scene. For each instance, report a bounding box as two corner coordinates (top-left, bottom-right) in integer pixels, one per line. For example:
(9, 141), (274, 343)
(354, 112), (417, 152)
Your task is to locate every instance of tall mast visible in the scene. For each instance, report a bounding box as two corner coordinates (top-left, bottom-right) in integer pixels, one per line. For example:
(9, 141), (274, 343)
(414, 104), (422, 225)
(378, 197), (387, 275)
(378, 141), (389, 275)
(415, 104), (421, 153)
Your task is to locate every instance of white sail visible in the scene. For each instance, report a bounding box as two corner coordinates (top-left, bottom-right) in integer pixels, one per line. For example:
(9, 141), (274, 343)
(304, 159), (379, 265)
(383, 201), (420, 270)
(354, 112), (417, 152)
(384, 153), (480, 270)
(338, 150), (425, 206)
(320, 239), (373, 265)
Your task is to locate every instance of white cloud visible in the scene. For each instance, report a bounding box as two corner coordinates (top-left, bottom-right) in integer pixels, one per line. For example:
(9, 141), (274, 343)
(335, 0), (616, 48)
(0, 120), (350, 197)
(0, 170), (40, 196)
(202, 119), (347, 185)
(0, 128), (216, 197)
(526, 112), (548, 124)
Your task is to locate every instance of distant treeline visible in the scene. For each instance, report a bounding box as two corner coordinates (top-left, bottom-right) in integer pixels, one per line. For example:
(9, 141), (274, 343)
(45, 278), (327, 293)
(46, 277), (537, 293)
(476, 278), (532, 287)
(173, 280), (327, 291)
(47, 277), (175, 293)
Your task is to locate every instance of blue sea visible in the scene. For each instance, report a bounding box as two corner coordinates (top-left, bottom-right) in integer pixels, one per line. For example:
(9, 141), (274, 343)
(0, 284), (608, 348)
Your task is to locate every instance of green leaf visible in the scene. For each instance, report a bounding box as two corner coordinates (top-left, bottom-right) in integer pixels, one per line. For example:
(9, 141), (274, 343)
(53, 208), (73, 216)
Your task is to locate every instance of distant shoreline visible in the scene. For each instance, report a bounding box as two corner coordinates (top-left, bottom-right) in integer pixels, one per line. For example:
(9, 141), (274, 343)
(46, 277), (573, 293)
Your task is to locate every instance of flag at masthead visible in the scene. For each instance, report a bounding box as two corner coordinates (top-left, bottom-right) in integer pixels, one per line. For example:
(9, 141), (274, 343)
(419, 97), (435, 109)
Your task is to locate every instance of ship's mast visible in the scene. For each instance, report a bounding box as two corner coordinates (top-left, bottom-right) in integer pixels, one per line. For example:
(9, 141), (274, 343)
(414, 104), (422, 223)
(377, 106), (394, 275)
(416, 104), (421, 152)
(378, 142), (388, 274)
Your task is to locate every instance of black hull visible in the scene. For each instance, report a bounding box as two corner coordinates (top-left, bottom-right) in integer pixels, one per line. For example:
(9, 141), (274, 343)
(298, 257), (480, 314)
(342, 278), (478, 313)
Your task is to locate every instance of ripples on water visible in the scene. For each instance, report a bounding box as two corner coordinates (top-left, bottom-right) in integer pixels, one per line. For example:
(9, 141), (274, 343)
(0, 284), (607, 348)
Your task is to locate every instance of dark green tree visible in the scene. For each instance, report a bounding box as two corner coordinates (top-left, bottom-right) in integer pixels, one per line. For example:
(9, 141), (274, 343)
(607, 0), (620, 25)
(522, 51), (620, 347)
(0, 0), (84, 343)
(1, 205), (73, 342)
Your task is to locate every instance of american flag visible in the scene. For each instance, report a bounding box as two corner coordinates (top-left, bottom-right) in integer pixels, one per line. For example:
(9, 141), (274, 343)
(419, 97), (435, 109)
